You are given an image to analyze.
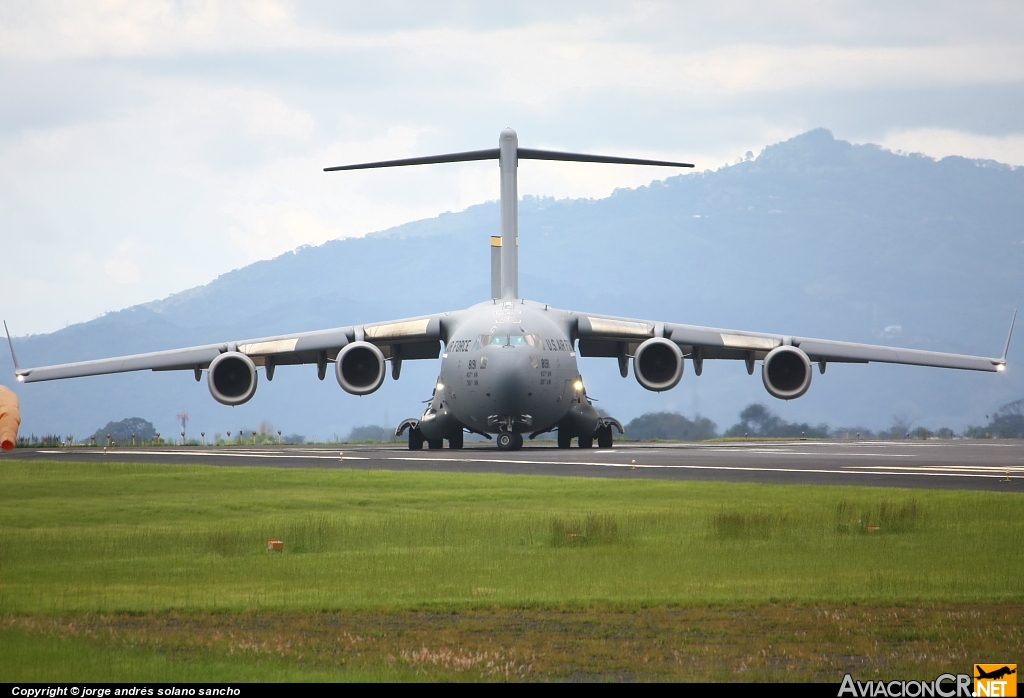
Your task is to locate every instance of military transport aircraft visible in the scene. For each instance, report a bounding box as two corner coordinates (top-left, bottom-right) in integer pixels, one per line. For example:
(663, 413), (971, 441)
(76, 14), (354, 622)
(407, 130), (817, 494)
(7, 128), (1016, 451)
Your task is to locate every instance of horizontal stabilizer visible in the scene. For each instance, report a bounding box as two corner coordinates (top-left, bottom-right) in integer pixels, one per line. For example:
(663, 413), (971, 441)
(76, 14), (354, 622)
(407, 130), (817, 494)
(518, 148), (693, 168)
(325, 147), (693, 172)
(324, 149), (499, 171)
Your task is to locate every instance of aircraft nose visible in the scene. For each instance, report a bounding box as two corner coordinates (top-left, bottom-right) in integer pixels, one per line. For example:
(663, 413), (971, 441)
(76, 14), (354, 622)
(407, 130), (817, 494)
(486, 350), (532, 412)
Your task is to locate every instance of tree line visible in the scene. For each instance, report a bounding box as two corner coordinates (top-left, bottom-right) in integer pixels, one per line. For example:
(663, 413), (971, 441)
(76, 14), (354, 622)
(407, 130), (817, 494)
(11, 398), (1024, 447)
(624, 398), (1024, 441)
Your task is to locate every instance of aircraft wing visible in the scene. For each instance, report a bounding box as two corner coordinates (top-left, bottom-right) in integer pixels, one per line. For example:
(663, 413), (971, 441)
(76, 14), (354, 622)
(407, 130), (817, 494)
(13, 313), (452, 383)
(575, 313), (1011, 372)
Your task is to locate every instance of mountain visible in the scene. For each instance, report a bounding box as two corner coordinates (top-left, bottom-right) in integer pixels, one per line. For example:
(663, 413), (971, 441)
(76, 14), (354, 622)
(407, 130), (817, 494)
(4, 129), (1023, 441)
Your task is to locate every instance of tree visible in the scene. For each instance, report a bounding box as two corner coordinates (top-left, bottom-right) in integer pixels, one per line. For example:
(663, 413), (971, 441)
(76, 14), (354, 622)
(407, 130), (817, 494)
(724, 403), (829, 438)
(624, 412), (718, 441)
(965, 398), (1024, 438)
(91, 418), (157, 444)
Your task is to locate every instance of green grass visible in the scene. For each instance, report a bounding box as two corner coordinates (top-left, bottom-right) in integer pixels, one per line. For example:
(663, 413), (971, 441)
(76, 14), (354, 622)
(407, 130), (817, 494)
(1, 460), (1022, 613)
(0, 622), (432, 682)
(2, 459), (1023, 681)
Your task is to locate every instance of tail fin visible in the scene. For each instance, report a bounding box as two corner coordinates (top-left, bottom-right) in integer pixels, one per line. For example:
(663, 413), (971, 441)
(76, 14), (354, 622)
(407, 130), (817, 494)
(4, 321), (21, 374)
(1001, 309), (1016, 362)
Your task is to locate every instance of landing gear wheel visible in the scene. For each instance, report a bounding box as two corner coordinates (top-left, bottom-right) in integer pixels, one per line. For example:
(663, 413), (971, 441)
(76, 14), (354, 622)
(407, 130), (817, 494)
(557, 430), (572, 449)
(597, 425), (613, 449)
(512, 432), (524, 450)
(427, 438), (444, 450)
(408, 427), (424, 450)
(448, 431), (464, 449)
(497, 432), (514, 450)
(578, 435), (593, 449)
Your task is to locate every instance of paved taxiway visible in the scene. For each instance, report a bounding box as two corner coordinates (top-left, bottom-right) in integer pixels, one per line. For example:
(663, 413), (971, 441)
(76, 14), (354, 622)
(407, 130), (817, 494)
(8, 440), (1024, 491)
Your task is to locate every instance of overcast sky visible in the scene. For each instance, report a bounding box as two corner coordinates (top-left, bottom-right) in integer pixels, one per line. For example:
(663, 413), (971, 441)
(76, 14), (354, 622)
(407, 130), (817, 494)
(2, 1), (1023, 335)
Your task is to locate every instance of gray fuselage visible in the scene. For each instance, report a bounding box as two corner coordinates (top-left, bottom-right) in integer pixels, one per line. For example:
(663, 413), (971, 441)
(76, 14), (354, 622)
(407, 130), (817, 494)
(417, 300), (596, 440)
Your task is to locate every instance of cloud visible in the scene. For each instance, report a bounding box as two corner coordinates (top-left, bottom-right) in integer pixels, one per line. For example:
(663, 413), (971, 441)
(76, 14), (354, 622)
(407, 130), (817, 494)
(2, 2), (1023, 334)
(877, 128), (1024, 167)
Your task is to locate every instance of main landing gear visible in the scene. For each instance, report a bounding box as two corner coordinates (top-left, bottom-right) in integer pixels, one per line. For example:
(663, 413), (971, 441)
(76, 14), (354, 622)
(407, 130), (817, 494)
(557, 424), (614, 449)
(497, 431), (523, 451)
(398, 420), (465, 450)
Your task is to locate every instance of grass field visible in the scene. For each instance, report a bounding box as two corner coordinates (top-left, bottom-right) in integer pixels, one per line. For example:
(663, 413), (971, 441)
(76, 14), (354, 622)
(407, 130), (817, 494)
(1, 459), (1022, 681)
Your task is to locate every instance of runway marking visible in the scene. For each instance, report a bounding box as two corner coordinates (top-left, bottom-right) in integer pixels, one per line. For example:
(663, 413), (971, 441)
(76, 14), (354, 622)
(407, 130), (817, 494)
(30, 448), (1021, 481)
(378, 456), (1012, 480)
(38, 449), (371, 460)
(850, 464), (1024, 474)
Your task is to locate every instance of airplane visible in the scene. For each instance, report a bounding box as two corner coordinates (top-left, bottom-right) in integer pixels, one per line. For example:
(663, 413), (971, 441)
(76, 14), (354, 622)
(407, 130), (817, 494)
(975, 666), (1016, 681)
(6, 128), (1016, 451)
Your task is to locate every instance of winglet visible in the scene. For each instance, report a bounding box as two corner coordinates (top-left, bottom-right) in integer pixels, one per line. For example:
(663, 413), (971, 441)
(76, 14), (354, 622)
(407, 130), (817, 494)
(4, 321), (22, 377)
(1001, 309), (1016, 362)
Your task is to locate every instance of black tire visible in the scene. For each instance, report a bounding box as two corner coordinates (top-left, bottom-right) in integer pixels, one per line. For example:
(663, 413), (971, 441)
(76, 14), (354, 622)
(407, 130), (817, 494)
(427, 439), (444, 450)
(512, 432), (524, 450)
(597, 425), (613, 448)
(497, 432), (514, 450)
(578, 435), (593, 449)
(409, 428), (424, 450)
(557, 430), (572, 449)
(448, 430), (464, 449)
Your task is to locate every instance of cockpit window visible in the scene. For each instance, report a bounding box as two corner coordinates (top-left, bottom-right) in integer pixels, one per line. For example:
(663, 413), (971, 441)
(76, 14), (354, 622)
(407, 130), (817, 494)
(480, 334), (529, 347)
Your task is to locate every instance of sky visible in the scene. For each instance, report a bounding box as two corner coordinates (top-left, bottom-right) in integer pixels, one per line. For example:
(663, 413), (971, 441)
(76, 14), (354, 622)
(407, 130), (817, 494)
(2, 1), (1023, 336)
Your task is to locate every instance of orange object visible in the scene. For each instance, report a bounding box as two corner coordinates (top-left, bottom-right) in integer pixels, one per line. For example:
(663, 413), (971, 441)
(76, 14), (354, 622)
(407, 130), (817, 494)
(0, 385), (20, 451)
(267, 539), (284, 552)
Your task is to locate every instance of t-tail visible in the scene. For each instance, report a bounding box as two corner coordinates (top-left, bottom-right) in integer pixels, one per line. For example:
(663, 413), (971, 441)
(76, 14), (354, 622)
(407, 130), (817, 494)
(324, 129), (694, 301)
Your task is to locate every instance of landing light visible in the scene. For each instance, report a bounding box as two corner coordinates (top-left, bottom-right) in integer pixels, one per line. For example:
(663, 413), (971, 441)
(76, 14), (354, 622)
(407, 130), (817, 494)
(436, 382), (445, 390)
(573, 380), (583, 391)
(997, 364), (1006, 372)
(16, 375), (23, 382)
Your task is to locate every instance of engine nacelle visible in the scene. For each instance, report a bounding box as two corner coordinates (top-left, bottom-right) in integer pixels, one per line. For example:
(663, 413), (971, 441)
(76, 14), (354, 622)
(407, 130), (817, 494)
(335, 341), (386, 395)
(633, 337), (684, 392)
(208, 351), (258, 406)
(762, 345), (812, 400)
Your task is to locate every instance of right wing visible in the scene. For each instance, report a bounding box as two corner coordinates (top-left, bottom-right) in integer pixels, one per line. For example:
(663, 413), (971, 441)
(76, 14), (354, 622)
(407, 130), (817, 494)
(13, 312), (455, 383)
(576, 312), (1012, 373)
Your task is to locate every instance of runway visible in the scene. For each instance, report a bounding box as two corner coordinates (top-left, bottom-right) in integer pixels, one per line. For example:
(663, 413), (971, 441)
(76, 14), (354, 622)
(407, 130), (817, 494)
(8, 439), (1024, 491)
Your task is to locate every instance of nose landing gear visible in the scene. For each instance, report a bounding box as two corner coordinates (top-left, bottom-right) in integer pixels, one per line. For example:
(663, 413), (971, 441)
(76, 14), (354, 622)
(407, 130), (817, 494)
(496, 431), (523, 451)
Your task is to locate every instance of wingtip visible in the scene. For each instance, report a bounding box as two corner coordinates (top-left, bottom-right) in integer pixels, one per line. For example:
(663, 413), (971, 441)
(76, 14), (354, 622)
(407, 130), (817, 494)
(1001, 309), (1016, 362)
(4, 320), (20, 372)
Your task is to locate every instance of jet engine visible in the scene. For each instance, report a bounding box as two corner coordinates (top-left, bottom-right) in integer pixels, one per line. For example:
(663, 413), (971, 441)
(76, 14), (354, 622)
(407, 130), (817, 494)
(335, 341), (386, 395)
(633, 337), (684, 392)
(207, 351), (258, 406)
(762, 345), (812, 400)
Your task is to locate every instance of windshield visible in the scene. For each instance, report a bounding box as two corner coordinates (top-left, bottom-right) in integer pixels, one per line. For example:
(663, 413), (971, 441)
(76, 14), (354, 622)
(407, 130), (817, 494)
(477, 329), (528, 343)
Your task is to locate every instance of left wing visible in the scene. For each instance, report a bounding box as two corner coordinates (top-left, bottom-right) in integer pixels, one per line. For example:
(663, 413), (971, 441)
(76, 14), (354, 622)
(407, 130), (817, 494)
(576, 312), (1012, 373)
(13, 313), (452, 383)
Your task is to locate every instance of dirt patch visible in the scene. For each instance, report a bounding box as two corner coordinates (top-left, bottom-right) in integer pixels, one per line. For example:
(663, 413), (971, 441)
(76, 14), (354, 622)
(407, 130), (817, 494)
(5, 604), (1022, 681)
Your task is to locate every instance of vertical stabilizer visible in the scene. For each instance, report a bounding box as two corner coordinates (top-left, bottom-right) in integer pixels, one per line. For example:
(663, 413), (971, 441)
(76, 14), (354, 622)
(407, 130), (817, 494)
(498, 128), (519, 299)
